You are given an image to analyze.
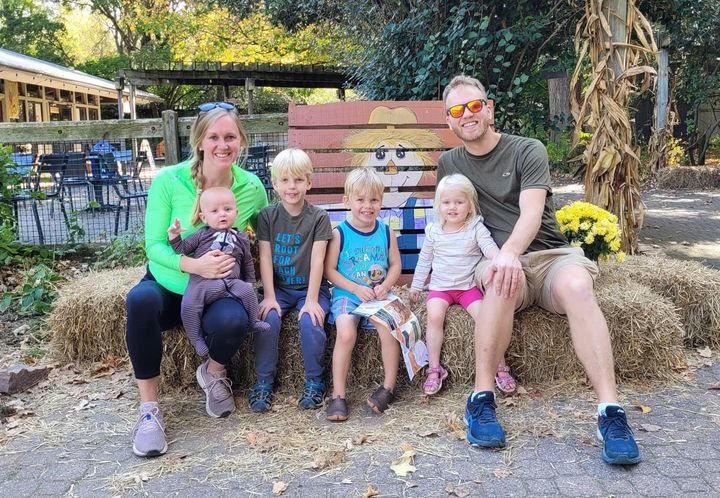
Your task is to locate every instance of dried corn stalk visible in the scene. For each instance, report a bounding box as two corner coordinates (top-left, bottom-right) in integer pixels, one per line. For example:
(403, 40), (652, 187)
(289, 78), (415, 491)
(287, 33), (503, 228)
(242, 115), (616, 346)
(571, 0), (658, 252)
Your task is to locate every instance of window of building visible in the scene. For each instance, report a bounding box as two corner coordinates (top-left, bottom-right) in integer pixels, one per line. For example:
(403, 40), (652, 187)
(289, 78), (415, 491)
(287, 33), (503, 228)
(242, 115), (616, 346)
(45, 87), (57, 101)
(75, 92), (86, 104)
(77, 107), (87, 120)
(59, 90), (72, 102)
(26, 84), (42, 98)
(89, 108), (99, 120)
(87, 94), (99, 106)
(27, 101), (43, 122)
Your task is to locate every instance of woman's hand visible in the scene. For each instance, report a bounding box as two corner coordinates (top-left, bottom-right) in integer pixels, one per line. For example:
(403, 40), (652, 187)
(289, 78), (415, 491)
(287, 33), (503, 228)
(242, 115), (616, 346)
(299, 299), (325, 327)
(259, 297), (281, 321)
(187, 250), (235, 279)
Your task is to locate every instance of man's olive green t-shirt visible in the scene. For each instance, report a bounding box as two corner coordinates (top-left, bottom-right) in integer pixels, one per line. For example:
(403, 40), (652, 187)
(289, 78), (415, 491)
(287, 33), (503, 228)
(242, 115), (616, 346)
(437, 134), (567, 253)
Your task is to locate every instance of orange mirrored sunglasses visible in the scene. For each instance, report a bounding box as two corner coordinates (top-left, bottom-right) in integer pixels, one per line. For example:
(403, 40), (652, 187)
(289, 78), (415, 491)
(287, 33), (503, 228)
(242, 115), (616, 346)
(446, 99), (487, 118)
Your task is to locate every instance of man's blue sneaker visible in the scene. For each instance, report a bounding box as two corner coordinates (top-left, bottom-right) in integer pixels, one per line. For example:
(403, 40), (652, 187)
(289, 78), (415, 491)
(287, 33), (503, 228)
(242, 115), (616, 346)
(298, 379), (326, 409)
(464, 391), (505, 448)
(249, 382), (273, 413)
(597, 405), (641, 465)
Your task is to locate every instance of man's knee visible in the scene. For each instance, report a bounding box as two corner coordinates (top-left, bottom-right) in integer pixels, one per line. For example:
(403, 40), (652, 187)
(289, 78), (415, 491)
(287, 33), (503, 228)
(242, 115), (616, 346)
(551, 268), (597, 310)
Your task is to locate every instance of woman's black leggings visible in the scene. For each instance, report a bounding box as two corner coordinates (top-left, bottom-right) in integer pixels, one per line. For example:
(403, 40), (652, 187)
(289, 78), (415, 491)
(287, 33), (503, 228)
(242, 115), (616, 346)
(126, 271), (249, 380)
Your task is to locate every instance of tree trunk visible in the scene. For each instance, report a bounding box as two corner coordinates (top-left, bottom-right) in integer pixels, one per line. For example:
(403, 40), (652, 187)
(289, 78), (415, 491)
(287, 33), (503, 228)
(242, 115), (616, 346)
(548, 74), (572, 144)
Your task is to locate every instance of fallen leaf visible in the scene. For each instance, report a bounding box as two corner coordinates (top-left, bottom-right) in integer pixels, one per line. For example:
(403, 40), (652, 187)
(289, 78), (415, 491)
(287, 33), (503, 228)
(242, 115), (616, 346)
(247, 430), (271, 446)
(697, 347), (712, 358)
(632, 400), (652, 414)
(445, 484), (470, 497)
(73, 400), (91, 412)
(5, 420), (19, 429)
(493, 467), (513, 479)
(340, 478), (352, 485)
(708, 383), (720, 390)
(515, 386), (528, 395)
(640, 424), (662, 432)
(399, 442), (415, 453)
(417, 429), (438, 438)
(526, 388), (543, 399)
(500, 398), (517, 407)
(405, 481), (418, 489)
(352, 434), (371, 445)
(390, 448), (417, 477)
(22, 356), (38, 365)
(272, 481), (288, 496)
(328, 450), (345, 466)
(362, 485), (379, 498)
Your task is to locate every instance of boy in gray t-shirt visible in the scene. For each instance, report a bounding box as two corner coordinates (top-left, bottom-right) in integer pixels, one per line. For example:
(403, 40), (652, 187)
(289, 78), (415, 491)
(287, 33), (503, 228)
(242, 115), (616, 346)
(250, 149), (333, 413)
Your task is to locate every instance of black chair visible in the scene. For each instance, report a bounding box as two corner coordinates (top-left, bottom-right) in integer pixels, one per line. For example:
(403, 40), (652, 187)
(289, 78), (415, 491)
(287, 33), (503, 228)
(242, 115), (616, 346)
(245, 144), (272, 191)
(97, 153), (147, 234)
(62, 152), (93, 211)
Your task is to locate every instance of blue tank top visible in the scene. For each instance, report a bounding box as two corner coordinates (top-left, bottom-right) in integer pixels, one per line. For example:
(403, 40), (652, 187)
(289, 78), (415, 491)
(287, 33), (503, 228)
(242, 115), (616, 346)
(333, 220), (391, 301)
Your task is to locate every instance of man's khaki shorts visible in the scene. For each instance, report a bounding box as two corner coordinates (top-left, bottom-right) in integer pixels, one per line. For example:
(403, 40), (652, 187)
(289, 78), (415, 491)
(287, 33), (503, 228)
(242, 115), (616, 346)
(474, 247), (599, 314)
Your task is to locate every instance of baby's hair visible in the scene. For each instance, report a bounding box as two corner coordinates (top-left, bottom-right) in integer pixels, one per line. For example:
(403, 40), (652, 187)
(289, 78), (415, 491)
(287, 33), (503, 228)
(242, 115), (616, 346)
(270, 148), (313, 185)
(199, 186), (234, 212)
(434, 174), (479, 223)
(344, 167), (385, 199)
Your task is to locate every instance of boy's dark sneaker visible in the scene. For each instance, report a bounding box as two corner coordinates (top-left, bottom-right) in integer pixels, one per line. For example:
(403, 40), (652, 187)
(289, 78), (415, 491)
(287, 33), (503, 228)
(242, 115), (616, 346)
(249, 382), (274, 413)
(464, 391), (505, 448)
(298, 379), (326, 409)
(597, 405), (641, 465)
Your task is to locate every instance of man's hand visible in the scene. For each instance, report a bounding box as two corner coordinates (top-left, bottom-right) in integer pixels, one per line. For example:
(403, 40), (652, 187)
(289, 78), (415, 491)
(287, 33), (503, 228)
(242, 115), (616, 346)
(259, 297), (281, 321)
(299, 300), (325, 327)
(167, 218), (186, 240)
(355, 284), (376, 303)
(486, 250), (524, 299)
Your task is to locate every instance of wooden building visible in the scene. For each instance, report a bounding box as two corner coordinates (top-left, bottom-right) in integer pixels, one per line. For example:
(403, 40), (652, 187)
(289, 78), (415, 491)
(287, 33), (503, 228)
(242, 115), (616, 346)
(0, 48), (161, 123)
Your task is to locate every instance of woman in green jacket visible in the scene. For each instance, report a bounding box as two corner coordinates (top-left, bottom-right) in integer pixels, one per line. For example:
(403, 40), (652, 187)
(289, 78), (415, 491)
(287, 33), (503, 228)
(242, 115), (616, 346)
(125, 103), (268, 457)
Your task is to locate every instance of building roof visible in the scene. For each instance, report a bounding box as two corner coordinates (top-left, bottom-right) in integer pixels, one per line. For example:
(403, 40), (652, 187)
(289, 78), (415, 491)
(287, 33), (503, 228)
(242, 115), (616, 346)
(0, 48), (162, 103)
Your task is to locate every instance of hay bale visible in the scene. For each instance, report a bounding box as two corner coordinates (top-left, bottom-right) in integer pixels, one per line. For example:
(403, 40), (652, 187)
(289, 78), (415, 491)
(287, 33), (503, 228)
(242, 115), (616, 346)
(598, 255), (720, 347)
(50, 267), (145, 363)
(508, 281), (685, 384)
(655, 166), (720, 189)
(49, 267), (686, 392)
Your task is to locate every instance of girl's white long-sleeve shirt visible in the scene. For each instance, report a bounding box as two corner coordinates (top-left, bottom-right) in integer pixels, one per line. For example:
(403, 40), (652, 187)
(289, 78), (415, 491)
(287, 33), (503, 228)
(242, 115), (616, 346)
(410, 216), (499, 291)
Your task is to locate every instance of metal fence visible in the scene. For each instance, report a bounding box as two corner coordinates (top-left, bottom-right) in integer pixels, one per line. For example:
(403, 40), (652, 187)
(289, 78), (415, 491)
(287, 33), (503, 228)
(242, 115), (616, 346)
(1, 114), (287, 246)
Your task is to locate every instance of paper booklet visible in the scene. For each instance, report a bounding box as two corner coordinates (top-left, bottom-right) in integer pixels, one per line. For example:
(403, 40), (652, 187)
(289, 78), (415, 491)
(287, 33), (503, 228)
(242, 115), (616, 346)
(351, 295), (428, 380)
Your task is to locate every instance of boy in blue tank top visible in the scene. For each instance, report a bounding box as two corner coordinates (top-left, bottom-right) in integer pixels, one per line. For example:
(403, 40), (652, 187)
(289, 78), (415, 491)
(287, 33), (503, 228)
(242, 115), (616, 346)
(324, 167), (403, 422)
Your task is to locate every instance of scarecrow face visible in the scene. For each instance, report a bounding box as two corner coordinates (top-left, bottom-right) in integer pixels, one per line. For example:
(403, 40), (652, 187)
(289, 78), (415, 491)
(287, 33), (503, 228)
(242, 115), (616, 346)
(362, 140), (424, 207)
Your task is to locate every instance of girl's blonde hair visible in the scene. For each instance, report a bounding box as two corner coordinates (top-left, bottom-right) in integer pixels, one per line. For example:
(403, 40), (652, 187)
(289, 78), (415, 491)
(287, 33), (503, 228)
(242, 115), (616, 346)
(344, 167), (385, 199)
(433, 174), (479, 223)
(270, 148), (313, 185)
(188, 107), (248, 225)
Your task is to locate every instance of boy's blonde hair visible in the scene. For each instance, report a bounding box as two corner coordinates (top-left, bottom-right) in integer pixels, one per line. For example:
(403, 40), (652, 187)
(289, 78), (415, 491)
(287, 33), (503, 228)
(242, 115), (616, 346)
(344, 167), (385, 199)
(434, 174), (479, 222)
(271, 148), (313, 185)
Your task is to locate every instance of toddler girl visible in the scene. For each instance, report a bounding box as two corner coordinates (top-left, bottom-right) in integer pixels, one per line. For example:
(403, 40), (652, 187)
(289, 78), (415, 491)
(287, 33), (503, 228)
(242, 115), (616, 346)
(409, 174), (516, 395)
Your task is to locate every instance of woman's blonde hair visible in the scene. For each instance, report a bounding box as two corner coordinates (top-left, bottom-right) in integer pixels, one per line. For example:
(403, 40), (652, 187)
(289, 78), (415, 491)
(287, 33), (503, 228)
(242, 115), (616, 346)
(270, 148), (313, 185)
(433, 174), (479, 223)
(188, 107), (248, 225)
(344, 167), (385, 200)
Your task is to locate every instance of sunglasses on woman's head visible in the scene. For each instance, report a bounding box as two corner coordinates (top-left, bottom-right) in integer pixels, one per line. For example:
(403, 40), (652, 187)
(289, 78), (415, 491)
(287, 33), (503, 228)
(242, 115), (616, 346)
(446, 99), (487, 118)
(197, 102), (236, 112)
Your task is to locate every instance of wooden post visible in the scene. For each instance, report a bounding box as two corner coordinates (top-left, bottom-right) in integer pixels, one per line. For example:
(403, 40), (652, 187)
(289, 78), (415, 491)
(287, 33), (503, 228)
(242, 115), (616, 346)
(246, 78), (255, 115)
(130, 84), (137, 120)
(608, 0), (628, 81)
(655, 47), (669, 130)
(162, 110), (180, 166)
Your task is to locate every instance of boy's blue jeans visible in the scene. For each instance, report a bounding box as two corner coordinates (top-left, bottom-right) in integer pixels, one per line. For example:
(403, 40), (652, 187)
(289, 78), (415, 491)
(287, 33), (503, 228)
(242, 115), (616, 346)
(254, 285), (331, 384)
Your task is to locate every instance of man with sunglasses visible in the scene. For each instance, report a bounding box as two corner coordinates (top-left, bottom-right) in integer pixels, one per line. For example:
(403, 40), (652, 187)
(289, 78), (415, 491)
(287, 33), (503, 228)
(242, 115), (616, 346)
(437, 75), (640, 465)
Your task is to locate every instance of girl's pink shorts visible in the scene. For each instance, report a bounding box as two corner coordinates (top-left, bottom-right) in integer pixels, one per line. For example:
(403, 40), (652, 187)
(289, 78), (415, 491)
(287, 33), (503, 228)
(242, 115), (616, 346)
(426, 287), (483, 310)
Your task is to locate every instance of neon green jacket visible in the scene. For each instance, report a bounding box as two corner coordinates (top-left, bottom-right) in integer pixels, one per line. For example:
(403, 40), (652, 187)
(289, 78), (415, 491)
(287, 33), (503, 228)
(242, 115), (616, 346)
(145, 160), (268, 294)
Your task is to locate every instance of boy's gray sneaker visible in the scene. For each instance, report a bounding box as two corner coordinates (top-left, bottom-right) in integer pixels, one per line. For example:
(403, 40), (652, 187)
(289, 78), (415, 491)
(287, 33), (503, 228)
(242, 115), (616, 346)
(196, 359), (236, 418)
(132, 402), (168, 457)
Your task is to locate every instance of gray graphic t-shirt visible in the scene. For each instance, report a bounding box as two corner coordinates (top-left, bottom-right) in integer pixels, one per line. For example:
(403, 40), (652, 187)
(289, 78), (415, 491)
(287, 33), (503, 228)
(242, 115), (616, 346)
(257, 201), (333, 289)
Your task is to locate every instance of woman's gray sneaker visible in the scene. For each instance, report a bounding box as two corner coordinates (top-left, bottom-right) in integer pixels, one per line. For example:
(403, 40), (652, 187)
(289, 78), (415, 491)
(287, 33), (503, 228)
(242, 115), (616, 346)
(132, 402), (168, 457)
(196, 359), (236, 418)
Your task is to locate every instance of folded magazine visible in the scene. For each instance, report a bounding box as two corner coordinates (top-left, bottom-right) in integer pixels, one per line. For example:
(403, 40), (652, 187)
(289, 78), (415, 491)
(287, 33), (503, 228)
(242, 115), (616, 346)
(351, 295), (428, 379)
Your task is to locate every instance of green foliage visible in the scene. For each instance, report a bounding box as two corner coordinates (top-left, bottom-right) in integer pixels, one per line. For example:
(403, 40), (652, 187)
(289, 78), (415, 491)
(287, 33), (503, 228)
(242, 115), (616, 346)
(0, 264), (63, 316)
(74, 54), (132, 81)
(0, 0), (70, 63)
(94, 233), (146, 270)
(0, 145), (21, 237)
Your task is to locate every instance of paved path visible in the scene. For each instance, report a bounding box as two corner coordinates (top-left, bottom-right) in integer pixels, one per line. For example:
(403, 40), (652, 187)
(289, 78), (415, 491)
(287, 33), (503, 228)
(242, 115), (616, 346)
(1, 185), (719, 498)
